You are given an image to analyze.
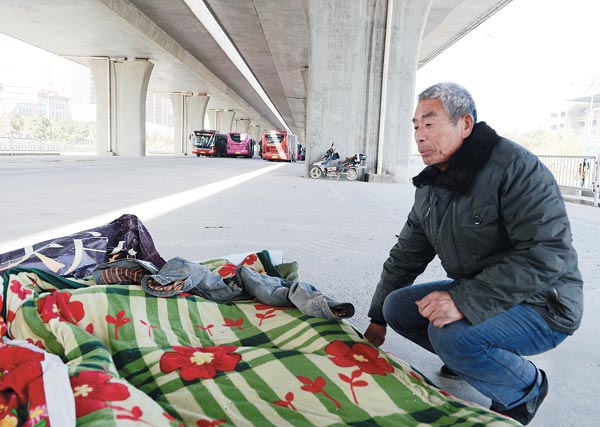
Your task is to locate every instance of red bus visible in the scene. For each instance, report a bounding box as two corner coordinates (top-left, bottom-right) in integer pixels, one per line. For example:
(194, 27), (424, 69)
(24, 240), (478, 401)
(226, 132), (253, 158)
(261, 130), (297, 161)
(192, 129), (217, 157)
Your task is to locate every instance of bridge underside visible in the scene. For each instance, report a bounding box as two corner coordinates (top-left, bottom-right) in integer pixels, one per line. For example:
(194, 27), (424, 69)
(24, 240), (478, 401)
(0, 0), (512, 179)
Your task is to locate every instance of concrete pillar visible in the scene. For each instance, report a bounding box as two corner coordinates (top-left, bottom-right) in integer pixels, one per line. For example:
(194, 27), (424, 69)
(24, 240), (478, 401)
(249, 124), (261, 142)
(235, 118), (251, 133)
(375, 0), (432, 182)
(206, 109), (218, 130)
(306, 0), (431, 182)
(184, 94), (209, 155)
(170, 93), (186, 156)
(90, 58), (117, 155)
(249, 124), (261, 157)
(114, 59), (154, 156)
(220, 110), (236, 134)
(90, 58), (154, 156)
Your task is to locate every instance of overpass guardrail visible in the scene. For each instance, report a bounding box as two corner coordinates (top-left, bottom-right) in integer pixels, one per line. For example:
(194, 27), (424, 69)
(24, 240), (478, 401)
(0, 136), (64, 155)
(538, 154), (599, 207)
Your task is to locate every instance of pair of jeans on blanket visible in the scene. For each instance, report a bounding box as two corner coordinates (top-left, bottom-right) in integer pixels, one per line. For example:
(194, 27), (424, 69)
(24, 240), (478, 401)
(138, 257), (354, 320)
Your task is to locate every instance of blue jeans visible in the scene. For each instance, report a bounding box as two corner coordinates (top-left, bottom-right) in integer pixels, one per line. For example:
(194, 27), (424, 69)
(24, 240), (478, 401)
(382, 280), (568, 410)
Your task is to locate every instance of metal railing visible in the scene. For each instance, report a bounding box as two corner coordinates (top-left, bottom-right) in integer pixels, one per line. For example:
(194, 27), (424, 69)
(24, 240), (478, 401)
(0, 136), (64, 155)
(538, 155), (599, 206)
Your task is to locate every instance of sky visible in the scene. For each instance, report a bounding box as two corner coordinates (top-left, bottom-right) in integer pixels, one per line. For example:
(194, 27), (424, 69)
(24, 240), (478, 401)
(416, 0), (600, 134)
(0, 36), (75, 96)
(1, 0), (600, 134)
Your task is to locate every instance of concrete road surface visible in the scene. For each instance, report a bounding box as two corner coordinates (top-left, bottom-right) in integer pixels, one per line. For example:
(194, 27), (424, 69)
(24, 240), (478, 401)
(1, 155), (598, 426)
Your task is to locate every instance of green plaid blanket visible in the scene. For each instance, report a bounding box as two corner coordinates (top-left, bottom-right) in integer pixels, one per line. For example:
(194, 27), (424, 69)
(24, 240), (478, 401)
(2, 268), (519, 426)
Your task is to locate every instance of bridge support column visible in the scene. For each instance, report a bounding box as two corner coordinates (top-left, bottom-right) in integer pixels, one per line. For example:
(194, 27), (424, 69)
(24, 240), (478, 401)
(249, 124), (261, 156)
(306, 0), (432, 182)
(219, 110), (236, 134)
(185, 94), (210, 155)
(170, 93), (186, 156)
(206, 109), (218, 131)
(249, 124), (261, 142)
(90, 58), (116, 156)
(90, 58), (154, 156)
(235, 118), (251, 133)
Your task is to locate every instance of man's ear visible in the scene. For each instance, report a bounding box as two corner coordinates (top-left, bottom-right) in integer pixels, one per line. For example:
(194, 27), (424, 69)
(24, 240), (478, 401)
(460, 114), (475, 138)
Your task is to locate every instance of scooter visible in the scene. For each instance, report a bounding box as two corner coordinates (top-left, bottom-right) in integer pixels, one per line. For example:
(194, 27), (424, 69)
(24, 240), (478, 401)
(309, 144), (367, 181)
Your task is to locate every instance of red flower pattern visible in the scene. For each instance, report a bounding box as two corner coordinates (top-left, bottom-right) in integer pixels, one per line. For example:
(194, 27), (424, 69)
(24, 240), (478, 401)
(140, 319), (158, 337)
(70, 371), (131, 417)
(197, 420), (226, 427)
(196, 324), (215, 336)
(325, 341), (394, 376)
(297, 376), (341, 409)
(222, 318), (244, 331)
(254, 304), (289, 312)
(274, 391), (297, 411)
(106, 310), (131, 340)
(10, 280), (32, 300)
(26, 338), (46, 350)
(240, 254), (258, 266)
(214, 264), (237, 278)
(254, 304), (290, 326)
(160, 346), (241, 381)
(37, 291), (84, 324)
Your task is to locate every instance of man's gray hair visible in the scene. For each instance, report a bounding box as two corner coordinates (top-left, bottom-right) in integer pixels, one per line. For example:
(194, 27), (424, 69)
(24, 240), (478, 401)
(418, 82), (477, 124)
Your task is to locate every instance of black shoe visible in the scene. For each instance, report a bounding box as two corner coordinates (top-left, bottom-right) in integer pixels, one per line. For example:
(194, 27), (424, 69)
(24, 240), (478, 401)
(491, 370), (548, 426)
(439, 364), (460, 380)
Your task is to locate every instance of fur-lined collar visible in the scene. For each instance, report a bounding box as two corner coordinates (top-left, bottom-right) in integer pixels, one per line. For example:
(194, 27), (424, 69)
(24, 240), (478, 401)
(412, 122), (499, 195)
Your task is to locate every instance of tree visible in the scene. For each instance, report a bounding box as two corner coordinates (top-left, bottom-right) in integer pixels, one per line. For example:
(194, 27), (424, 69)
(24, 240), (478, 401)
(9, 114), (24, 135)
(49, 118), (74, 141)
(505, 128), (584, 156)
(26, 116), (51, 140)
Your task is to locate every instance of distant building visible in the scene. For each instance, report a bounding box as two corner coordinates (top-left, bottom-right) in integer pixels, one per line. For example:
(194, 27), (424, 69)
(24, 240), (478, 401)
(11, 91), (70, 119)
(146, 92), (174, 127)
(548, 91), (600, 156)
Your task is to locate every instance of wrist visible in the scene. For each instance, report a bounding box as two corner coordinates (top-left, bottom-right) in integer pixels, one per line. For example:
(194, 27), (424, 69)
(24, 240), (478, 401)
(370, 318), (387, 327)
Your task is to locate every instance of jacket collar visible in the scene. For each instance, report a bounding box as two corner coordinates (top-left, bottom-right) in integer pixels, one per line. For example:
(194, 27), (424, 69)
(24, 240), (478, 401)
(412, 121), (499, 195)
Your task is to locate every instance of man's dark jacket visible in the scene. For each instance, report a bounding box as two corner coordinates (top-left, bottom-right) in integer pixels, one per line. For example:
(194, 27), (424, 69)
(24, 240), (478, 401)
(368, 122), (583, 334)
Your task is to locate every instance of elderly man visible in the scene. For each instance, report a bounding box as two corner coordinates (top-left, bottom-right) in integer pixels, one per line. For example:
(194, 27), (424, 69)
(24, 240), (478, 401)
(364, 82), (583, 426)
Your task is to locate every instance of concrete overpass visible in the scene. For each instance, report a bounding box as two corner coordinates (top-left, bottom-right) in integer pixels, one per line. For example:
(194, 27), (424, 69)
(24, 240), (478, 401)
(0, 0), (512, 181)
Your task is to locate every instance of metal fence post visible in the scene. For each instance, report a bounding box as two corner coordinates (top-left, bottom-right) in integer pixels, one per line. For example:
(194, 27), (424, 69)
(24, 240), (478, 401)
(595, 154), (600, 207)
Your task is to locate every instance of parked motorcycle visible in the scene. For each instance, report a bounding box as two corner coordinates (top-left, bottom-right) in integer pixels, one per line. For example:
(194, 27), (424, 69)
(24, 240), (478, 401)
(309, 144), (367, 181)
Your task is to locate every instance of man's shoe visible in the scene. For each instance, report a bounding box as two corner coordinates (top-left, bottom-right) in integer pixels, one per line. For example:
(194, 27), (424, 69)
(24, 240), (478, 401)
(491, 370), (548, 426)
(439, 364), (460, 380)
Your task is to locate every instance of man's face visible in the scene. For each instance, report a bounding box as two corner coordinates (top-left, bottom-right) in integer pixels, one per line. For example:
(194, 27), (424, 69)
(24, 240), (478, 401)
(412, 98), (473, 170)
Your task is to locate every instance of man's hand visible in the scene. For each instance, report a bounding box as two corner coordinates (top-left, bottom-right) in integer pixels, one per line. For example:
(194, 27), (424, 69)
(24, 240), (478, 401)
(416, 291), (464, 328)
(364, 322), (386, 347)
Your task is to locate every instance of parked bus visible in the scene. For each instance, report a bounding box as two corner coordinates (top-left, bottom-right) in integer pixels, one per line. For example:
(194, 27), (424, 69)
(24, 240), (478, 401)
(192, 129), (217, 157)
(261, 130), (297, 161)
(226, 132), (253, 158)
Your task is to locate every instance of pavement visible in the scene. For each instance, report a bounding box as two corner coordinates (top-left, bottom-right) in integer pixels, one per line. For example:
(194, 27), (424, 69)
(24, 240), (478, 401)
(0, 154), (598, 426)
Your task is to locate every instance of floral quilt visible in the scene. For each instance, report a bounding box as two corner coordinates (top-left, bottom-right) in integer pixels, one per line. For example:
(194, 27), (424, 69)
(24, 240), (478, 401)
(0, 266), (519, 426)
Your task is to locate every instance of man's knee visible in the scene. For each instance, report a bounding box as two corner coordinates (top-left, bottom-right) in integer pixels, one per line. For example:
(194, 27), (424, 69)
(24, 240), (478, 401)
(428, 321), (481, 359)
(382, 289), (421, 331)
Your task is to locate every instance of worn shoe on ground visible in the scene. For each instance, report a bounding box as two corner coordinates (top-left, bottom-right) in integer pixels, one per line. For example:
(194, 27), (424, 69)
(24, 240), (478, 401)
(491, 370), (548, 426)
(439, 364), (461, 380)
